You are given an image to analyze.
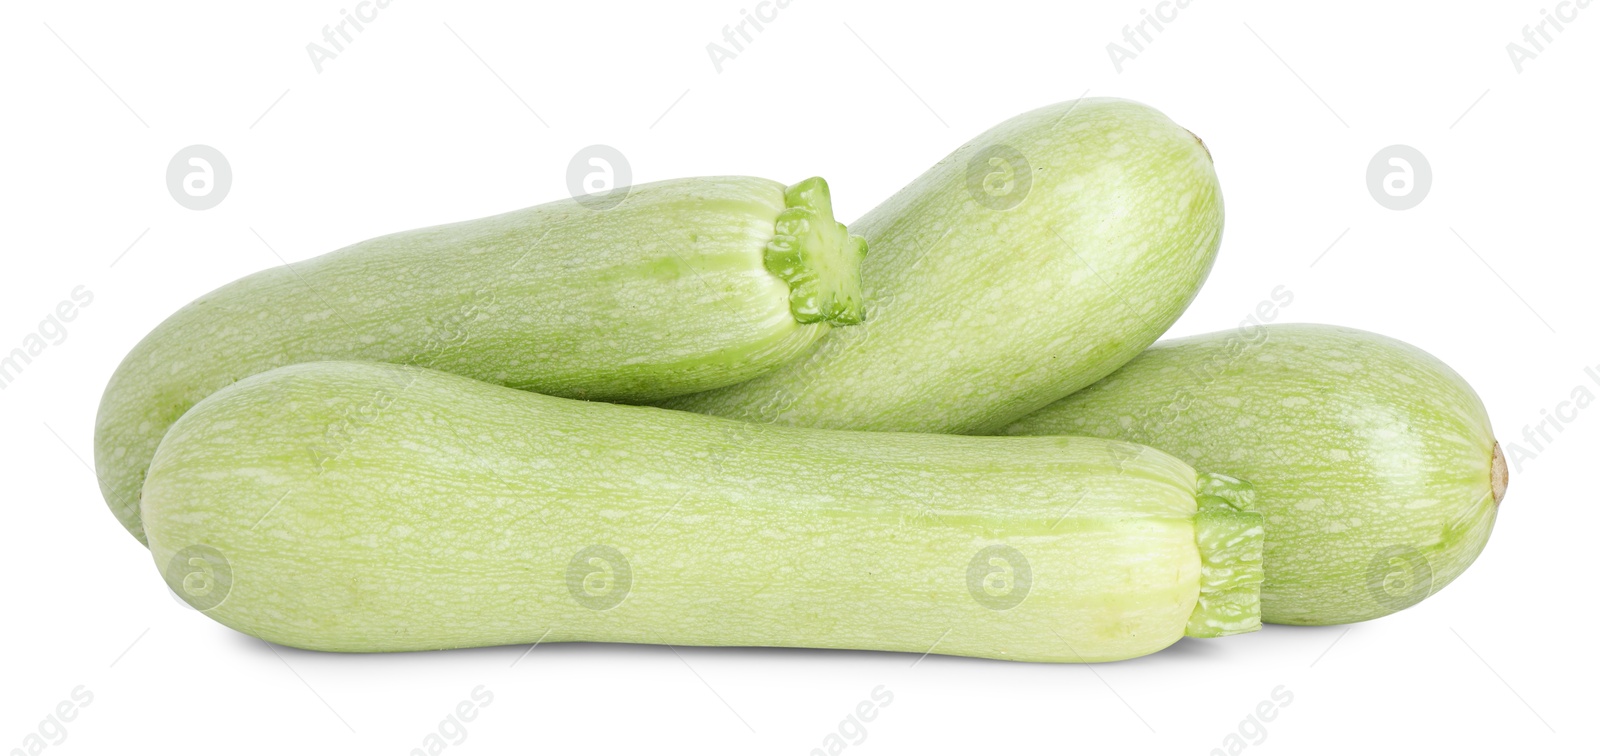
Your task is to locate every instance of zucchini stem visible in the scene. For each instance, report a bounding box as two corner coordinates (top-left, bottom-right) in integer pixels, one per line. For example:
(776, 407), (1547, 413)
(1491, 441), (1508, 505)
(764, 177), (868, 325)
(1186, 472), (1266, 638)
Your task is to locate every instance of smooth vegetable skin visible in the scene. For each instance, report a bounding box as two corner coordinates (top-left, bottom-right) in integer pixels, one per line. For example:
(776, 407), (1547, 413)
(144, 361), (1264, 661)
(1003, 324), (1503, 625)
(97, 176), (866, 544)
(664, 98), (1222, 433)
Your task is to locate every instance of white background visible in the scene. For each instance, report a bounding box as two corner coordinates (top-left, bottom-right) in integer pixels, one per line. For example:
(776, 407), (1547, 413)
(2, 1), (1594, 754)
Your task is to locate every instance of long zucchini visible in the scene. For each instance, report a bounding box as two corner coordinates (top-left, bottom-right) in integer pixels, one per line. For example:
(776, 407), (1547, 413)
(97, 176), (866, 544)
(144, 361), (1263, 661)
(664, 98), (1222, 433)
(1002, 324), (1502, 625)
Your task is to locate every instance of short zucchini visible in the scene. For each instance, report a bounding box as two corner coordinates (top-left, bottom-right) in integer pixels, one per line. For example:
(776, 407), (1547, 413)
(97, 176), (866, 544)
(1003, 324), (1503, 625)
(144, 361), (1263, 661)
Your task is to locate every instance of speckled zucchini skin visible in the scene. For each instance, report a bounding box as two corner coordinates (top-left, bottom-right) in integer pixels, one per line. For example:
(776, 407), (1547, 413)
(664, 98), (1223, 433)
(1003, 324), (1502, 625)
(97, 176), (865, 544)
(143, 361), (1261, 661)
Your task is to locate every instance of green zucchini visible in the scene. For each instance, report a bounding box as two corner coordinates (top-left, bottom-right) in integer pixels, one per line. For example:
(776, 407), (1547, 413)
(96, 176), (866, 544)
(143, 361), (1264, 661)
(1002, 324), (1503, 625)
(664, 98), (1222, 433)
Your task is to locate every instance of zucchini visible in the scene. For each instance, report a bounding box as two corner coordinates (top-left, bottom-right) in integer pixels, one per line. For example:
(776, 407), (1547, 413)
(96, 176), (866, 544)
(1002, 324), (1502, 625)
(143, 361), (1264, 661)
(663, 98), (1222, 433)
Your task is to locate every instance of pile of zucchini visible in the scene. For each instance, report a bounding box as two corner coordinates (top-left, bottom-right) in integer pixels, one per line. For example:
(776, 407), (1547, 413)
(98, 98), (1502, 662)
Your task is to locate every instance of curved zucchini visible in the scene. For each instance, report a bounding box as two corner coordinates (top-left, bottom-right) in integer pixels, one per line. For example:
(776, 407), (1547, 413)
(143, 361), (1263, 661)
(1002, 324), (1502, 625)
(97, 176), (866, 544)
(664, 98), (1222, 433)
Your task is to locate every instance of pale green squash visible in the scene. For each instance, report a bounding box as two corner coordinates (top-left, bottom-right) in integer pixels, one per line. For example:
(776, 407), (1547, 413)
(665, 98), (1223, 434)
(1004, 324), (1502, 625)
(98, 176), (865, 544)
(144, 361), (1263, 661)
